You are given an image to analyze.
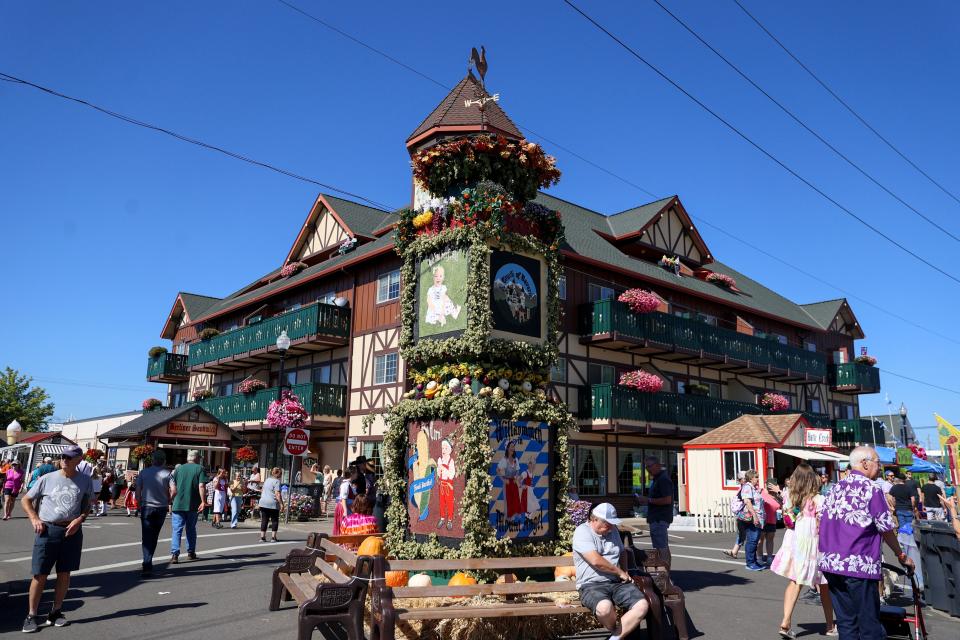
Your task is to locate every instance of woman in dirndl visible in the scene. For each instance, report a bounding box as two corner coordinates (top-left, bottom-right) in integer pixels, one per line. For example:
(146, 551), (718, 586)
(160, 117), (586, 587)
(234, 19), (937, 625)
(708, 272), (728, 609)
(332, 466), (357, 536)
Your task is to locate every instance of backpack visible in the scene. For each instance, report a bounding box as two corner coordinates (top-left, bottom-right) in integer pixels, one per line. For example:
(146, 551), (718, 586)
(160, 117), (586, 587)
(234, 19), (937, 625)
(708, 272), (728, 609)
(730, 486), (745, 516)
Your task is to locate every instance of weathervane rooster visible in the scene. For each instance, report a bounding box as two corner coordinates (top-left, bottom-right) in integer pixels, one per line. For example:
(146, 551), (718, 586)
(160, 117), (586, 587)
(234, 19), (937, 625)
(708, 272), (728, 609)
(469, 46), (488, 88)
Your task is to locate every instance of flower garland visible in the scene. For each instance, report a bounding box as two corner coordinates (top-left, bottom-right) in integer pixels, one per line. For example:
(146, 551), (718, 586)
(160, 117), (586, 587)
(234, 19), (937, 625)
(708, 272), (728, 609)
(238, 377), (267, 394)
(854, 354), (877, 366)
(760, 392), (790, 412)
(142, 398), (162, 411)
(706, 272), (737, 289)
(280, 261), (307, 278)
(131, 444), (155, 462)
(234, 445), (258, 463)
(266, 390), (308, 429)
(618, 288), (662, 314)
(618, 370), (663, 393)
(411, 135), (560, 202)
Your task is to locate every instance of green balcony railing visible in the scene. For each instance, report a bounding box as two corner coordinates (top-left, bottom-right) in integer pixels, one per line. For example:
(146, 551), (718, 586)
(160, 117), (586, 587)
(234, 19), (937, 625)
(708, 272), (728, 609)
(146, 352), (188, 380)
(579, 384), (767, 429)
(802, 413), (832, 429)
(833, 418), (883, 448)
(829, 363), (881, 393)
(197, 382), (347, 423)
(188, 303), (350, 368)
(579, 300), (826, 378)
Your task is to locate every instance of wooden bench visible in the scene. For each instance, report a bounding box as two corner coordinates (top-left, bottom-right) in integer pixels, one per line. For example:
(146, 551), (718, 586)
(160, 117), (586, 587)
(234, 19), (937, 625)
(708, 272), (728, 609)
(631, 548), (690, 640)
(269, 534), (376, 640)
(368, 554), (663, 640)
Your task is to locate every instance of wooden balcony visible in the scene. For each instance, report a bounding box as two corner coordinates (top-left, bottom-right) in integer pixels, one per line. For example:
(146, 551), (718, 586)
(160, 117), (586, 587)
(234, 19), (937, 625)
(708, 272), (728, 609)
(146, 353), (189, 382)
(197, 382), (347, 425)
(188, 303), (350, 373)
(833, 418), (883, 448)
(829, 363), (880, 394)
(579, 300), (826, 382)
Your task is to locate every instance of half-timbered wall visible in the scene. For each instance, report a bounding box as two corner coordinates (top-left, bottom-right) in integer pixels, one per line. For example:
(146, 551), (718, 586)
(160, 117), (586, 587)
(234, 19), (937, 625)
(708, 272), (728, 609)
(296, 208), (349, 260)
(638, 205), (703, 263)
(348, 327), (404, 438)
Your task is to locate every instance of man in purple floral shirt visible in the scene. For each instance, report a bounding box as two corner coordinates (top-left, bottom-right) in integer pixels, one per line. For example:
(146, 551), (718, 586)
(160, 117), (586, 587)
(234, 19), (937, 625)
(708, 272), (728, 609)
(818, 447), (914, 639)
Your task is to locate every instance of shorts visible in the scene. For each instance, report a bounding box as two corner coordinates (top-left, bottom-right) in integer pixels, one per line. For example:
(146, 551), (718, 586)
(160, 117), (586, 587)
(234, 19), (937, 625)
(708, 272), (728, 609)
(763, 523), (777, 533)
(3, 488), (18, 497)
(648, 520), (670, 549)
(579, 580), (645, 615)
(32, 523), (83, 576)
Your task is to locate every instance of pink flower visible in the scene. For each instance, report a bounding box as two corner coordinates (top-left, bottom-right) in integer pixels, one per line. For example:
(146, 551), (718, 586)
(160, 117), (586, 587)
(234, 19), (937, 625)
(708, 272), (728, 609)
(266, 390), (309, 429)
(854, 355), (877, 366)
(618, 370), (663, 393)
(280, 261), (307, 278)
(618, 288), (662, 314)
(142, 398), (162, 411)
(760, 392), (790, 412)
(706, 272), (736, 288)
(238, 378), (267, 394)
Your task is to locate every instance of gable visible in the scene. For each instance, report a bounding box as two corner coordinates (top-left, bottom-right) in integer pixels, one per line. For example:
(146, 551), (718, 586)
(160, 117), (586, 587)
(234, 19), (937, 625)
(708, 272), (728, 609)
(640, 204), (705, 263)
(296, 207), (349, 261)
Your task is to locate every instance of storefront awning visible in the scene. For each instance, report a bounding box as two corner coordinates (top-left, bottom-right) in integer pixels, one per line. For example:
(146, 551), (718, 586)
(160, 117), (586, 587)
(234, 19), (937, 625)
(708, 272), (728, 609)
(38, 444), (70, 456)
(157, 443), (230, 452)
(774, 448), (849, 462)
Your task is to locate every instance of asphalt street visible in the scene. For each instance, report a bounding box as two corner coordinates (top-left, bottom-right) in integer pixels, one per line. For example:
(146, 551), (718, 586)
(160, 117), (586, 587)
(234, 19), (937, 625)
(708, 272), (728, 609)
(0, 509), (957, 639)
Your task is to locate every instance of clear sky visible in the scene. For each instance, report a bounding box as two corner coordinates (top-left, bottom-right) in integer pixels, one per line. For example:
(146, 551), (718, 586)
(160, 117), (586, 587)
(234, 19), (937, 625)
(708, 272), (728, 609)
(2, 1), (957, 443)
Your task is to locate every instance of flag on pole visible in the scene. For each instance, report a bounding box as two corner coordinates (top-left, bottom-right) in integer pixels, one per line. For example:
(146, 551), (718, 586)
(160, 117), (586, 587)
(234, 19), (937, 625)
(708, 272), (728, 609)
(934, 413), (960, 485)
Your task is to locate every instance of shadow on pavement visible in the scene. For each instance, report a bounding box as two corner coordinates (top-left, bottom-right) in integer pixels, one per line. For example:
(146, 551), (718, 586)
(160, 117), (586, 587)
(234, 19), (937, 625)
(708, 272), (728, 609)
(669, 569), (751, 592)
(70, 602), (205, 625)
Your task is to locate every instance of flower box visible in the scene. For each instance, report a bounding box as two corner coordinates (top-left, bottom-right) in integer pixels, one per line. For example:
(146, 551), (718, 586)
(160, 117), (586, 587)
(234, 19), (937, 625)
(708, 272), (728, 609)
(759, 392), (790, 412)
(618, 370), (663, 393)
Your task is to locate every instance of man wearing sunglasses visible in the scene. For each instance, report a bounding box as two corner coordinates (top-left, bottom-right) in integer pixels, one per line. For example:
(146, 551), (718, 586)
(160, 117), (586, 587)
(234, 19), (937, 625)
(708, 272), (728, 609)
(19, 445), (94, 633)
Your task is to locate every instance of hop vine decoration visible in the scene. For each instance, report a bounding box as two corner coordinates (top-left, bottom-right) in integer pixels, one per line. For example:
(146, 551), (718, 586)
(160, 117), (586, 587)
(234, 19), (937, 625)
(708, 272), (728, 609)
(618, 370), (663, 393)
(760, 392), (790, 412)
(267, 390), (308, 429)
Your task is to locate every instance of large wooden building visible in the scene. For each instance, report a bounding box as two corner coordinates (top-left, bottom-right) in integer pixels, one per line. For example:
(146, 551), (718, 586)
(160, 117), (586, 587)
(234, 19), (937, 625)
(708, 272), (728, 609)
(142, 72), (880, 510)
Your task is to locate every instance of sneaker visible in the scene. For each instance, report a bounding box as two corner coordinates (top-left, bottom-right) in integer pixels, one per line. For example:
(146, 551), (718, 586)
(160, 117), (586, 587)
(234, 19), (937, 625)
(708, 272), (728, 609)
(45, 610), (68, 627)
(170, 553), (179, 565)
(746, 564), (766, 571)
(270, 538), (278, 543)
(22, 616), (40, 633)
(187, 552), (198, 560)
(141, 563), (153, 578)
(824, 627), (838, 637)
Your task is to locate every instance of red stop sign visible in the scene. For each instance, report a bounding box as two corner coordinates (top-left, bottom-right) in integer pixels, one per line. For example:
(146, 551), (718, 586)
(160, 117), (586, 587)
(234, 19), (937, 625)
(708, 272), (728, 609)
(283, 427), (309, 456)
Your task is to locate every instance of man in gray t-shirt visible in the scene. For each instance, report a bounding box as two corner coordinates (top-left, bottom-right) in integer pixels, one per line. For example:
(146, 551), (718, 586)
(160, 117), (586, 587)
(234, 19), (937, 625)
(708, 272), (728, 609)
(136, 450), (173, 576)
(572, 503), (649, 640)
(20, 445), (92, 632)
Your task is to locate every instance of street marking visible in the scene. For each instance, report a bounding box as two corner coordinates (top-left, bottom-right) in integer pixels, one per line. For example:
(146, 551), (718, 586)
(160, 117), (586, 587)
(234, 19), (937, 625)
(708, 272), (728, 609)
(636, 541), (729, 553)
(669, 553), (742, 567)
(2, 531), (255, 563)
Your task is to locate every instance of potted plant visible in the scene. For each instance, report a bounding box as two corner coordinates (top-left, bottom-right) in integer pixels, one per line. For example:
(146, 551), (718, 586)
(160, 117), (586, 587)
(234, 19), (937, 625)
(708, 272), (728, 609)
(658, 255), (681, 276)
(706, 272), (737, 289)
(148, 346), (168, 358)
(618, 370), (664, 393)
(131, 444), (155, 464)
(280, 261), (307, 278)
(687, 382), (710, 396)
(759, 392), (790, 412)
(238, 377), (267, 394)
(267, 390), (308, 429)
(854, 354), (877, 366)
(198, 327), (221, 341)
(618, 288), (662, 314)
(142, 398), (162, 411)
(337, 236), (358, 255)
(192, 389), (215, 401)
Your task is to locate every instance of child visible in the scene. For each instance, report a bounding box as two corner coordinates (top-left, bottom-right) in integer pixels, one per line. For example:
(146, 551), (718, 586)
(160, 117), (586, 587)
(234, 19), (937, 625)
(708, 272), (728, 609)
(425, 266), (461, 327)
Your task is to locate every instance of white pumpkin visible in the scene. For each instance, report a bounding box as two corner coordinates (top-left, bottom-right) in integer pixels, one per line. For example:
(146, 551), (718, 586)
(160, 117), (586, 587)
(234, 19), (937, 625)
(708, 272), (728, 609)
(498, 378), (511, 391)
(408, 573), (432, 587)
(448, 377), (461, 391)
(521, 380), (533, 393)
(492, 387), (505, 399)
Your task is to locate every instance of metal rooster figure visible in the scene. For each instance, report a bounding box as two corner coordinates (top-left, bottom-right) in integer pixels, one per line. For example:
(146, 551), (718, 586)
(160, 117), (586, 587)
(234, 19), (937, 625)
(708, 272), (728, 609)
(466, 46), (499, 110)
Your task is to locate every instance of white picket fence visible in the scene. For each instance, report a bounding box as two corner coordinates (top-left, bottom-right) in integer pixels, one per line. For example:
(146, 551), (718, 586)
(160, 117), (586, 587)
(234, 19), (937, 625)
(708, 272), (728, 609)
(693, 496), (737, 533)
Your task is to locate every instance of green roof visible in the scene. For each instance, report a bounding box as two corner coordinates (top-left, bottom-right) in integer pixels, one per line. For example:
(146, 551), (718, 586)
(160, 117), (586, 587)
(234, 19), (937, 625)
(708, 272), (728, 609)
(321, 193), (394, 238)
(799, 299), (846, 330)
(179, 292), (221, 320)
(605, 196), (675, 237)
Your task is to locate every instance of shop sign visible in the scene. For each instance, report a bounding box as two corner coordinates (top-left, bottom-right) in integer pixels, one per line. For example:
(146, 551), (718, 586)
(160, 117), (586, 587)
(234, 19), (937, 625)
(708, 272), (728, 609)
(488, 418), (551, 541)
(283, 427), (309, 457)
(896, 448), (914, 466)
(406, 419), (465, 539)
(166, 422), (218, 437)
(805, 428), (832, 448)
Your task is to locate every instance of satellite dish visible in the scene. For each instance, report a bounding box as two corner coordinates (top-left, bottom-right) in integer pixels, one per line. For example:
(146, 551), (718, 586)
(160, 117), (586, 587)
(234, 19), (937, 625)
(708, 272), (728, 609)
(334, 297), (348, 308)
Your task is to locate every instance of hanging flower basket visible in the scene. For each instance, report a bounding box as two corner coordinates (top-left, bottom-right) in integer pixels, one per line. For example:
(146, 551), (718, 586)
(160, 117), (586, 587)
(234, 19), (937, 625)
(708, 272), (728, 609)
(148, 346), (168, 358)
(854, 355), (877, 366)
(131, 444), (155, 462)
(618, 288), (662, 314)
(706, 272), (737, 289)
(198, 327), (221, 341)
(84, 448), (104, 463)
(619, 370), (663, 393)
(238, 378), (267, 394)
(267, 390), (308, 429)
(760, 392), (790, 412)
(192, 389), (215, 401)
(234, 445), (258, 463)
(280, 261), (307, 278)
(908, 443), (927, 460)
(142, 398), (162, 411)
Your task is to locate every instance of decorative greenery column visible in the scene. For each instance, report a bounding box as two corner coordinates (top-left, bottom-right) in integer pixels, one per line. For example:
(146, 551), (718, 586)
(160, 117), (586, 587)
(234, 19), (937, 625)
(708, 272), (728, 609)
(374, 134), (578, 559)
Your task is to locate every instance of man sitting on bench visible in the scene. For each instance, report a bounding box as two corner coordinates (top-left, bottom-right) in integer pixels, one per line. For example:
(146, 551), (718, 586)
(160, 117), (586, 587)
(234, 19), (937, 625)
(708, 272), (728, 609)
(573, 503), (649, 640)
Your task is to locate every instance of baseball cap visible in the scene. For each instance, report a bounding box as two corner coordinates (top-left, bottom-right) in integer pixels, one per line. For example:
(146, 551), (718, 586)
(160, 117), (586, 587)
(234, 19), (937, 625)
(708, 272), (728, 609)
(591, 503), (622, 525)
(43, 457), (53, 463)
(11, 460), (20, 466)
(61, 445), (84, 459)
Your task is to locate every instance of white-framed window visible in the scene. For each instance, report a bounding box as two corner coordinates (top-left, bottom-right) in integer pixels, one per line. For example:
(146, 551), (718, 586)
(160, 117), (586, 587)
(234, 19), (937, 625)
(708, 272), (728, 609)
(558, 275), (567, 300)
(588, 363), (615, 385)
(550, 357), (567, 384)
(570, 445), (606, 496)
(588, 283), (614, 302)
(374, 352), (399, 385)
(377, 270), (401, 303)
(808, 398), (822, 414)
(723, 450), (756, 487)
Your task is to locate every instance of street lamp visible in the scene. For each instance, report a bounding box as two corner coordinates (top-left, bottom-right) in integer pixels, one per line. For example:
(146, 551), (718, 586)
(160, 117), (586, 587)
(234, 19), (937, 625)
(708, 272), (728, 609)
(899, 403), (908, 447)
(273, 330), (291, 467)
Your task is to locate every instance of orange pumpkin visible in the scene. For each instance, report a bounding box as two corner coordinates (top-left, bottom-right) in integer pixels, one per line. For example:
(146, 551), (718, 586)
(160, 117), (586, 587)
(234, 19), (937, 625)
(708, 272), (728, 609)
(357, 536), (386, 557)
(448, 572), (478, 587)
(554, 552), (576, 579)
(385, 570), (409, 587)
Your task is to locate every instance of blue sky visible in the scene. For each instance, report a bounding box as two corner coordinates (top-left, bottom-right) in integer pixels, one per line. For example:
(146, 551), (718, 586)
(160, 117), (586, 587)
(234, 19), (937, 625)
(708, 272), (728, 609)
(1, 1), (957, 443)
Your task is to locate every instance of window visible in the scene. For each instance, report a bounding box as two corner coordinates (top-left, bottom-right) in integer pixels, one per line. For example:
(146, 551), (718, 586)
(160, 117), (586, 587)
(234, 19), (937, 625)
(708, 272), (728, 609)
(808, 398), (822, 414)
(174, 342), (188, 355)
(221, 382), (234, 397)
(571, 445), (606, 496)
(617, 447), (645, 494)
(246, 314), (263, 325)
(722, 450), (756, 487)
(845, 405), (855, 420)
(805, 341), (817, 352)
(696, 312), (718, 327)
(377, 270), (401, 303)
(312, 364), (332, 384)
(171, 391), (187, 408)
(558, 276), (567, 300)
(550, 357), (567, 384)
(588, 283), (614, 302)
(374, 353), (399, 385)
(362, 441), (384, 482)
(587, 363), (615, 385)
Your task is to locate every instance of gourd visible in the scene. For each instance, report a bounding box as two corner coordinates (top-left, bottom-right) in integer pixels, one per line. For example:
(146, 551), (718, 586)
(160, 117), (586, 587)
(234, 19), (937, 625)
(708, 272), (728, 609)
(554, 552), (576, 579)
(385, 570), (409, 587)
(408, 573), (432, 587)
(357, 536), (386, 557)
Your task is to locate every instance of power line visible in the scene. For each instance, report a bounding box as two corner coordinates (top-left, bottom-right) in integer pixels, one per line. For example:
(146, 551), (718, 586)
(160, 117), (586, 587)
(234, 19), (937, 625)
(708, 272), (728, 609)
(0, 71), (395, 211)
(32, 376), (154, 393)
(650, 0), (960, 244)
(562, 0), (960, 288)
(880, 369), (960, 397)
(274, 0), (960, 350)
(731, 0), (960, 209)
(274, 0), (663, 200)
